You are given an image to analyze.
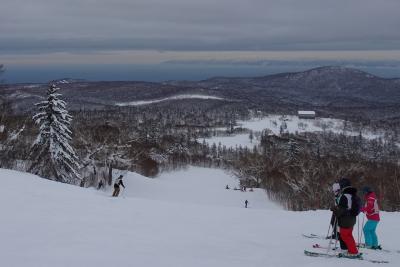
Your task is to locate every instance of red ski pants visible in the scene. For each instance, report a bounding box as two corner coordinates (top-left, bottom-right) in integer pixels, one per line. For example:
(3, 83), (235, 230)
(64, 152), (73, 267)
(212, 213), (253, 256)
(340, 227), (358, 254)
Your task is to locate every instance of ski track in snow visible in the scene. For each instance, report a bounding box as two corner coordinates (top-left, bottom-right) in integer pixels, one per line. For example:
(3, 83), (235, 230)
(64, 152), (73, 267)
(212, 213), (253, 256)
(1, 167), (399, 267)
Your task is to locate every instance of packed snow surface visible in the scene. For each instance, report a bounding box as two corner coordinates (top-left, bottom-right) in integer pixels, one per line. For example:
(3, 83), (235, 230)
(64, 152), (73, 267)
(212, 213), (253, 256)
(1, 167), (399, 267)
(116, 94), (225, 106)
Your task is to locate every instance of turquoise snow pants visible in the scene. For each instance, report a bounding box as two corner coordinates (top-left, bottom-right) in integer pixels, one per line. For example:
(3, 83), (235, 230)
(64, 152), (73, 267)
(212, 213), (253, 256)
(363, 220), (379, 247)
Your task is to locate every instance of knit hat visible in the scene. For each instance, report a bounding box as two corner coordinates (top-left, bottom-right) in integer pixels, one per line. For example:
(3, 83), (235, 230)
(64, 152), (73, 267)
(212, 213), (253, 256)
(332, 183), (341, 193)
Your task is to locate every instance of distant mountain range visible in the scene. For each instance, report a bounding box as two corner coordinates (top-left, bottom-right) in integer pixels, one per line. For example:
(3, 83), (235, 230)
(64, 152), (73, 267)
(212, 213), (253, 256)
(1, 66), (400, 122)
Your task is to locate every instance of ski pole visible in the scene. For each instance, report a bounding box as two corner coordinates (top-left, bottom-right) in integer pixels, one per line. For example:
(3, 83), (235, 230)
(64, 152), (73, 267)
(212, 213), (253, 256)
(359, 215), (365, 247)
(326, 219), (332, 239)
(357, 215), (360, 246)
(326, 217), (337, 254)
(357, 216), (362, 246)
(333, 219), (339, 251)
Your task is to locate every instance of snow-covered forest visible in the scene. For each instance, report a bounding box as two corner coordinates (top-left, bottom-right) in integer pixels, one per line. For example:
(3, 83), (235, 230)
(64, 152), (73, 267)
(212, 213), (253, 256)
(1, 81), (399, 211)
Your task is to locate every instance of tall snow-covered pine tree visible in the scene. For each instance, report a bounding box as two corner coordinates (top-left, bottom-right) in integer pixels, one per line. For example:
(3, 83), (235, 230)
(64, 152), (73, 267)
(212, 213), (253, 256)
(29, 84), (81, 184)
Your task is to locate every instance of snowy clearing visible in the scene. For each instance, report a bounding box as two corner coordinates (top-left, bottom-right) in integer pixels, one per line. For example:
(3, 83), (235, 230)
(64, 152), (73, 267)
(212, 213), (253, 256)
(201, 115), (385, 148)
(1, 167), (399, 267)
(116, 94), (225, 106)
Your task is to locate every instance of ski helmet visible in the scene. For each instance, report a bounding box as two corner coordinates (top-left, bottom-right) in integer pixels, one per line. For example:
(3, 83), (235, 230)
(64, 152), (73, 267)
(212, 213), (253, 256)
(338, 177), (351, 189)
(362, 186), (372, 194)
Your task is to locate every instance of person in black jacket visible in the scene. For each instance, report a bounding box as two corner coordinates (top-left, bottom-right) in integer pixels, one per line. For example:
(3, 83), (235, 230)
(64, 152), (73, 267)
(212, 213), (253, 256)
(112, 175), (125, 197)
(331, 178), (359, 257)
(328, 182), (348, 251)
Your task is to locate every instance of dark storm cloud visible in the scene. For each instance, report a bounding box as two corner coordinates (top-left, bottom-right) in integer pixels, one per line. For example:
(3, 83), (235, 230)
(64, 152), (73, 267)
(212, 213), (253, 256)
(1, 0), (400, 53)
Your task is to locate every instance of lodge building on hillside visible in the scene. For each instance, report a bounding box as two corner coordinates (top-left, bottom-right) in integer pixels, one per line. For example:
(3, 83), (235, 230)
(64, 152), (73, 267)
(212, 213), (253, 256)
(297, 110), (316, 119)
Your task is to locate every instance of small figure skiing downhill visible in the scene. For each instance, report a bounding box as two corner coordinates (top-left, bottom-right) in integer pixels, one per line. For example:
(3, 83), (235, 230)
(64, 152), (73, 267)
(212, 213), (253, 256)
(112, 175), (125, 197)
(97, 180), (104, 190)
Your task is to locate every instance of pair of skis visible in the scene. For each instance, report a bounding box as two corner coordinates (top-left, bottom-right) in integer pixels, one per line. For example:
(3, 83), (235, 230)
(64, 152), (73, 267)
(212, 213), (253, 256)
(303, 233), (390, 263)
(304, 250), (389, 264)
(302, 233), (329, 239)
(303, 233), (396, 253)
(312, 243), (390, 254)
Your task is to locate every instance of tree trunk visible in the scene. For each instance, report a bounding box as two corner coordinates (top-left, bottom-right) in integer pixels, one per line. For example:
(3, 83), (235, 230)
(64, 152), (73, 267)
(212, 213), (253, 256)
(108, 162), (113, 186)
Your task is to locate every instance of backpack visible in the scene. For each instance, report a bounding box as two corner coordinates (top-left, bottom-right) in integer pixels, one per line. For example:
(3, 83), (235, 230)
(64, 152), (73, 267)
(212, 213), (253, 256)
(350, 194), (362, 216)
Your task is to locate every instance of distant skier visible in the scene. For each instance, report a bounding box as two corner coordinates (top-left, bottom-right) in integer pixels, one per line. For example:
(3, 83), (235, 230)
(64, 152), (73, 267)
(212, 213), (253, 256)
(330, 178), (360, 258)
(245, 200), (249, 208)
(97, 180), (104, 190)
(112, 175), (125, 197)
(226, 184), (230, 190)
(361, 186), (381, 250)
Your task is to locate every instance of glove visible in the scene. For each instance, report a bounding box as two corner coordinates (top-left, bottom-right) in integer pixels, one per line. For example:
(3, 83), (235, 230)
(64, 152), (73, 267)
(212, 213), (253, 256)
(330, 205), (336, 212)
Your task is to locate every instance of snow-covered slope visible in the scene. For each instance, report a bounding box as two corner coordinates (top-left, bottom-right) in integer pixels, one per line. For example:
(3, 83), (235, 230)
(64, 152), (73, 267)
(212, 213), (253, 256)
(1, 168), (399, 267)
(119, 167), (279, 209)
(116, 94), (225, 106)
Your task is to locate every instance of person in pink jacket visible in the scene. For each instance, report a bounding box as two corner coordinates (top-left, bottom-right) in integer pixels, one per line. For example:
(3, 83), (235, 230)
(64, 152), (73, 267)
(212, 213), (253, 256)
(361, 186), (381, 249)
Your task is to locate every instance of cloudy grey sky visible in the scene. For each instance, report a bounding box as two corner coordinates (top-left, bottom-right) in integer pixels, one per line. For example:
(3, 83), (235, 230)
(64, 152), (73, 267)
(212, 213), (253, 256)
(1, 0), (400, 64)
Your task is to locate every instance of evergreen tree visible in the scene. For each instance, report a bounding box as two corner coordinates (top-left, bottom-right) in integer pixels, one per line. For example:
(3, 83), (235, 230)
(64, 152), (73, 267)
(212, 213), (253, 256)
(29, 84), (81, 184)
(249, 130), (254, 143)
(286, 138), (300, 163)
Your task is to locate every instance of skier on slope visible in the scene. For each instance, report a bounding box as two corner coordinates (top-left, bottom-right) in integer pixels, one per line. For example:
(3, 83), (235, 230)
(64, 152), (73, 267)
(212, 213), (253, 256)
(112, 175), (125, 197)
(328, 182), (348, 251)
(361, 186), (381, 250)
(245, 200), (249, 208)
(330, 178), (360, 258)
(97, 180), (104, 190)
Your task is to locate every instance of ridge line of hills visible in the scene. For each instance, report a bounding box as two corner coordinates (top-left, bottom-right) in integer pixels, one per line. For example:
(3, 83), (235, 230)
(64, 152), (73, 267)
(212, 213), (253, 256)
(1, 66), (400, 122)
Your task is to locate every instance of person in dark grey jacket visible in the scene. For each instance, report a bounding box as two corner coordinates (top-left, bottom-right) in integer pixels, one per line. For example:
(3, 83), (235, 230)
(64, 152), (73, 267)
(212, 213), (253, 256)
(331, 178), (359, 256)
(328, 182), (348, 251)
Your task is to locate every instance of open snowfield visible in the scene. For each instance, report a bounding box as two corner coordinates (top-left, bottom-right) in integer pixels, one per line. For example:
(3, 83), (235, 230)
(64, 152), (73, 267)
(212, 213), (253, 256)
(201, 115), (385, 148)
(1, 167), (399, 267)
(116, 94), (225, 106)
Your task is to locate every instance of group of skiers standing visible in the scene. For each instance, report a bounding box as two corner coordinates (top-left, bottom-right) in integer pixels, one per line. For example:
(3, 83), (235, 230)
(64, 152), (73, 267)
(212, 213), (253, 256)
(330, 177), (380, 258)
